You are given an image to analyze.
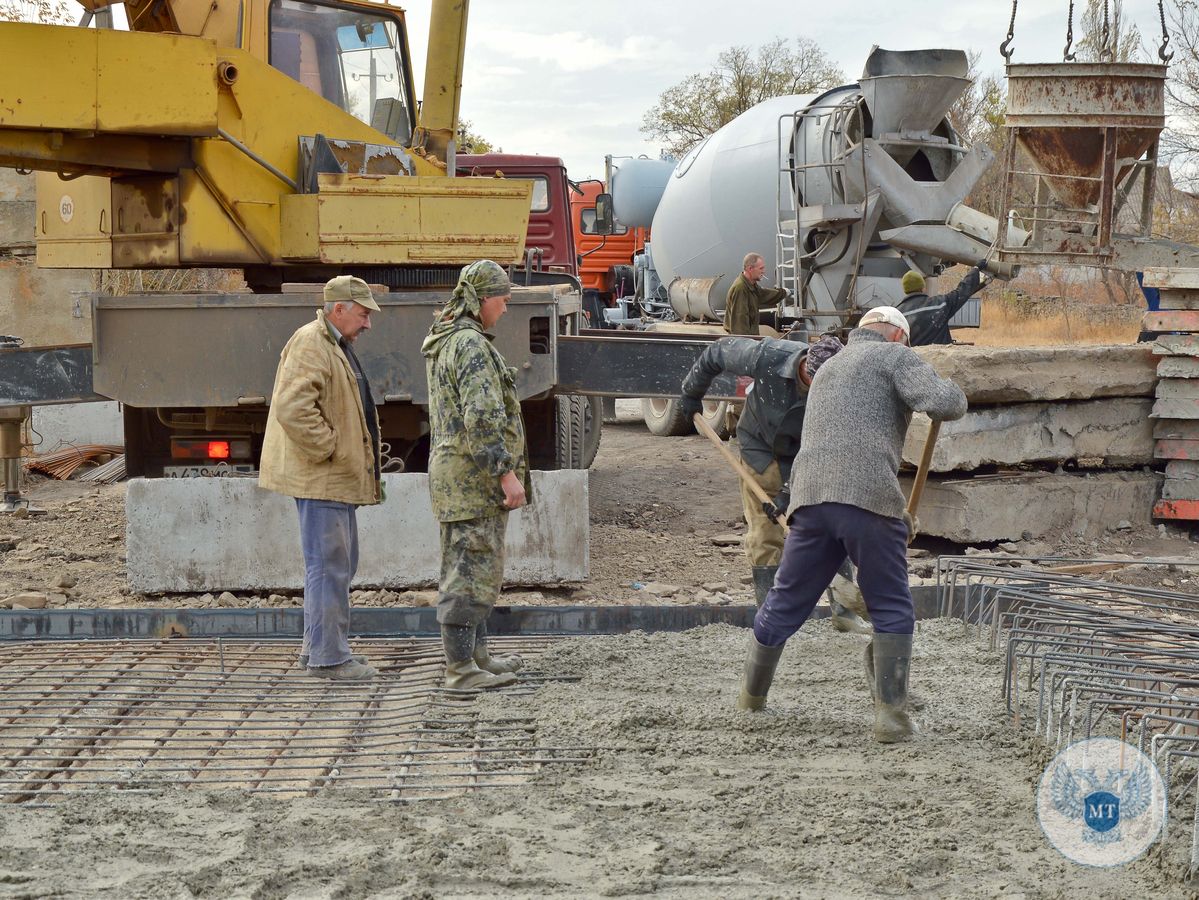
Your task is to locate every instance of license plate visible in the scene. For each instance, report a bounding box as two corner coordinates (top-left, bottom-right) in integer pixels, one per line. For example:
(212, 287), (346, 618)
(163, 464), (255, 478)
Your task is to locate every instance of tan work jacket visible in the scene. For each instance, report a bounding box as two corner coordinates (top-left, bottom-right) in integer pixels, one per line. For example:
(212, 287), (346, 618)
(259, 309), (381, 505)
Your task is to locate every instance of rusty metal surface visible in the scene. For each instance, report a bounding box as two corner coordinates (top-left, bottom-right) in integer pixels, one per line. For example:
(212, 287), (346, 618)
(1006, 63), (1166, 128)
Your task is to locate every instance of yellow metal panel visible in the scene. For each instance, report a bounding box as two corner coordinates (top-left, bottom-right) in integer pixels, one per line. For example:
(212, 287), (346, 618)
(181, 142), (282, 265)
(34, 172), (112, 268)
(280, 174), (531, 265)
(0, 24), (98, 130)
(279, 195), (320, 261)
(97, 30), (218, 135)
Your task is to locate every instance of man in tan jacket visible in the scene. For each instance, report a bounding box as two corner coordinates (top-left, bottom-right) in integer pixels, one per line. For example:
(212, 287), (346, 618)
(260, 275), (382, 680)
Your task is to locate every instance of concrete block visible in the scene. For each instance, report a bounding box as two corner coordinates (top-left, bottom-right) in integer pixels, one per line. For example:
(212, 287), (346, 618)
(1156, 356), (1199, 378)
(1155, 419), (1199, 439)
(900, 471), (1162, 543)
(126, 470), (589, 593)
(903, 398), (1154, 472)
(914, 344), (1156, 404)
(0, 168), (34, 202)
(0, 202), (34, 247)
(1165, 460), (1199, 480)
(0, 259), (97, 347)
(31, 401), (123, 449)
(1162, 478), (1199, 501)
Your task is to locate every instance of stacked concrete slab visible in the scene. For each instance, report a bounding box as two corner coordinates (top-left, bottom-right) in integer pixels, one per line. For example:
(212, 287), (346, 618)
(899, 344), (1160, 542)
(1142, 268), (1199, 522)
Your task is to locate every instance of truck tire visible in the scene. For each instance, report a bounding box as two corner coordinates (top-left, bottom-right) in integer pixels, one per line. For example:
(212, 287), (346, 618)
(641, 397), (692, 436)
(582, 396), (603, 468)
(700, 400), (730, 439)
(553, 397), (587, 474)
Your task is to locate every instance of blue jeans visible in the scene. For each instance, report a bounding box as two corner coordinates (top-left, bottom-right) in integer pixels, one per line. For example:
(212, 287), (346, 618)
(754, 502), (913, 646)
(296, 499), (358, 667)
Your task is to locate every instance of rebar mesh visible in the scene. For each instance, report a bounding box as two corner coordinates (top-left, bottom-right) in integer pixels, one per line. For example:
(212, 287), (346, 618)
(0, 636), (591, 803)
(935, 556), (1199, 874)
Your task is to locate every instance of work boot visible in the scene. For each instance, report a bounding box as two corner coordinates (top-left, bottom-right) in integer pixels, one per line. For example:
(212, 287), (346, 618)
(307, 659), (377, 681)
(751, 565), (778, 608)
(864, 639), (924, 711)
(872, 633), (918, 743)
(735, 633), (785, 711)
(299, 653), (367, 669)
(442, 623), (517, 690)
(474, 621), (523, 674)
(828, 595), (872, 635)
(826, 566), (871, 619)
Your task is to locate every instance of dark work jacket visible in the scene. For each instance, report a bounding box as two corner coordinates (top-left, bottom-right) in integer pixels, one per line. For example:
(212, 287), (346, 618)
(896, 267), (984, 346)
(682, 336), (808, 481)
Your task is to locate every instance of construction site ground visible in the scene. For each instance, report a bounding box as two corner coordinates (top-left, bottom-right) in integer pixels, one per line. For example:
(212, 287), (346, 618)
(2, 401), (1195, 610)
(1, 402), (1198, 897)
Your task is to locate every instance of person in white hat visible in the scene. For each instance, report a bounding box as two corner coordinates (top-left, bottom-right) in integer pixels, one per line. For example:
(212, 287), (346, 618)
(734, 305), (968, 744)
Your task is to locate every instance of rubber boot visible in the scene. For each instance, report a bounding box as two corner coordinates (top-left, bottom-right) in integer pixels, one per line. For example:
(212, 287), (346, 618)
(872, 633), (918, 743)
(442, 624), (517, 690)
(474, 621), (523, 674)
(751, 565), (778, 608)
(864, 638), (924, 711)
(735, 633), (785, 711)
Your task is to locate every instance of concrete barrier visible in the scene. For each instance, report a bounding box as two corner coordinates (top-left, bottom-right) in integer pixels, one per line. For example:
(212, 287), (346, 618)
(126, 470), (589, 593)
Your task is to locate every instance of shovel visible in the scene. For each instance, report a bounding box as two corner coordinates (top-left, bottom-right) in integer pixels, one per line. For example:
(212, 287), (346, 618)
(692, 413), (786, 527)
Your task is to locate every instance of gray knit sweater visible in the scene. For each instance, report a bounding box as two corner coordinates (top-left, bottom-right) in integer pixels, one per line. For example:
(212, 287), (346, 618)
(786, 328), (967, 520)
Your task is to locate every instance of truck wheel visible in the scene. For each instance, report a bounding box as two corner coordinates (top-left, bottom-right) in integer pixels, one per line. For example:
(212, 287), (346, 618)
(700, 400), (730, 439)
(555, 394), (586, 468)
(582, 396), (603, 468)
(640, 397), (692, 436)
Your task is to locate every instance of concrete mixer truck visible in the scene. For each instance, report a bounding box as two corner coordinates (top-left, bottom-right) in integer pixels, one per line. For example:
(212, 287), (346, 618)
(595, 47), (1027, 435)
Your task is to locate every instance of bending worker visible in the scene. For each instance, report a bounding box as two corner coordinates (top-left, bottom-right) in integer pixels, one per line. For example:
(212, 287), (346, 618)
(896, 262), (989, 346)
(422, 260), (530, 691)
(679, 333), (870, 634)
(736, 306), (967, 743)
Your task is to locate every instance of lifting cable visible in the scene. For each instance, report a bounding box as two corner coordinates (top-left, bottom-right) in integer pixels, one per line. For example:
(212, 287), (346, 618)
(999, 0), (1018, 62)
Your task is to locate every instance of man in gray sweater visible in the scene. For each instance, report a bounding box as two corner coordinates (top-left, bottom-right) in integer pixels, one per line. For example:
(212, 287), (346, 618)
(735, 306), (968, 743)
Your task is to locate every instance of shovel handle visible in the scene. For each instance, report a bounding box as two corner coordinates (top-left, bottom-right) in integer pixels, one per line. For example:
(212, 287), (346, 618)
(906, 419), (941, 517)
(692, 413), (788, 527)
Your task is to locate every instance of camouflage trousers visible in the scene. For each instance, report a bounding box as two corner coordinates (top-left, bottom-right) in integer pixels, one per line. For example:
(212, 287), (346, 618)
(436, 512), (509, 626)
(740, 458), (784, 567)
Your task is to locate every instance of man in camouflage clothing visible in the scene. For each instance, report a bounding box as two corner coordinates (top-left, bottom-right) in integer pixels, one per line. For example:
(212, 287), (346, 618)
(422, 260), (531, 690)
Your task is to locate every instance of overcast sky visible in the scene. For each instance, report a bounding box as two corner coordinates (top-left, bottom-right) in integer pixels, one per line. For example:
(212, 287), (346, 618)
(399, 0), (1172, 180)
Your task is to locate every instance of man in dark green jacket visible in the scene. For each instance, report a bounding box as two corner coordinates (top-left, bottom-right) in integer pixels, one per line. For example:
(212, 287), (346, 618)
(723, 252), (789, 336)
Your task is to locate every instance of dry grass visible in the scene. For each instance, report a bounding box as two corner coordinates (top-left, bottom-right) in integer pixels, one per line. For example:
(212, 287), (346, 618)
(957, 293), (1142, 347)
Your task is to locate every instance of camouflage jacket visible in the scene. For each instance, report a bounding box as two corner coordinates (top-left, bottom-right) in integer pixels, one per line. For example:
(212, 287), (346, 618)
(423, 318), (531, 522)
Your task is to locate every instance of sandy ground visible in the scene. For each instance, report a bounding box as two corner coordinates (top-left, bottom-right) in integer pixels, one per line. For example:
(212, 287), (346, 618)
(1, 401), (1194, 610)
(1, 621), (1195, 898)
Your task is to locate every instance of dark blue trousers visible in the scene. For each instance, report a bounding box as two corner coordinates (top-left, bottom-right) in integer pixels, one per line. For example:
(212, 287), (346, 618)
(754, 502), (913, 645)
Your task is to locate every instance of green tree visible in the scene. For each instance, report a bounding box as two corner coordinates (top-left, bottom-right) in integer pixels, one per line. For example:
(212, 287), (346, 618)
(640, 38), (845, 157)
(457, 119), (497, 154)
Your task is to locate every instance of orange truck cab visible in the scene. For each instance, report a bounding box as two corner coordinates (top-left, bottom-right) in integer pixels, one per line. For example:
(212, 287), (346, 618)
(570, 181), (647, 327)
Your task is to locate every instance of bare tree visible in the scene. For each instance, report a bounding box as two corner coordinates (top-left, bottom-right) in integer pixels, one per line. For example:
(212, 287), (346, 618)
(1072, 0), (1143, 62)
(1163, 2), (1199, 190)
(0, 0), (71, 23)
(641, 38), (845, 158)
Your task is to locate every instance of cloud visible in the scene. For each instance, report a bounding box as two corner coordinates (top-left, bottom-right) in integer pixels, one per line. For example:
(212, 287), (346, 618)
(472, 29), (666, 73)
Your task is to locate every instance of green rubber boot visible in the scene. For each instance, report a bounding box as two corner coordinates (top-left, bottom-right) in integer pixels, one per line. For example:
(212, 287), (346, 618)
(735, 633), (785, 711)
(751, 565), (778, 608)
(872, 633), (918, 743)
(474, 621), (523, 674)
(442, 624), (517, 690)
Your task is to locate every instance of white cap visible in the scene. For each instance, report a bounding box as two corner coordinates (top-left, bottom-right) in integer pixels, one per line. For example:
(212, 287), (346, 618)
(859, 305), (910, 339)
